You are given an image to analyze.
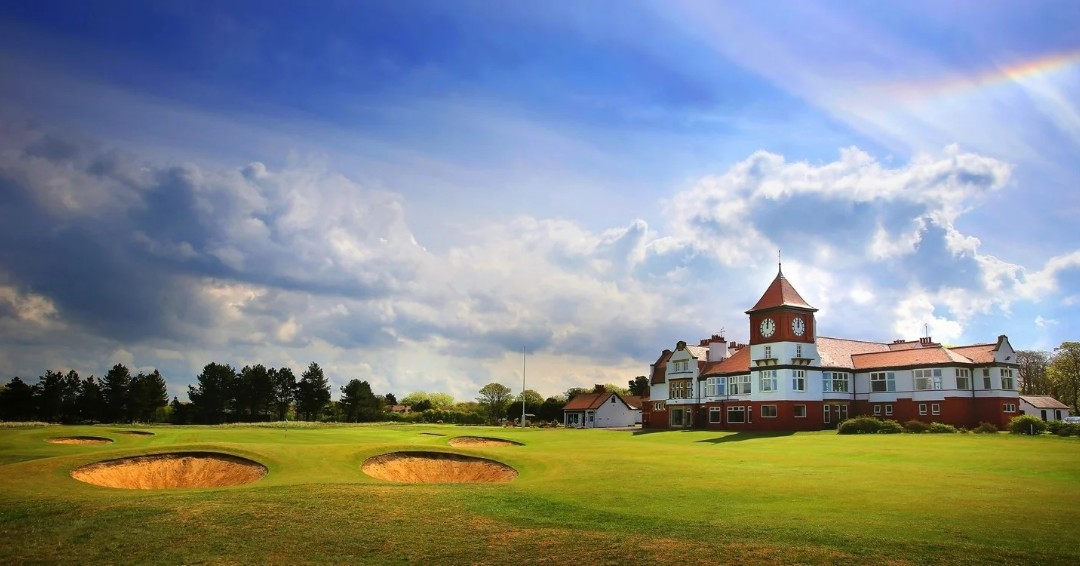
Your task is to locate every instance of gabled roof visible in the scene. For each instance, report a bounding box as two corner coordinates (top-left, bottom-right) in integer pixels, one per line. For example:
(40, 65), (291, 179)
(562, 391), (641, 412)
(948, 343), (997, 364)
(1019, 395), (1069, 410)
(650, 350), (672, 385)
(746, 268), (816, 313)
(685, 345), (708, 359)
(701, 346), (751, 377)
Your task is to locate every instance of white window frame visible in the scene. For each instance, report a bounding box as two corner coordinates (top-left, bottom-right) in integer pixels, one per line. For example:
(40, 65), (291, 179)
(727, 406), (746, 423)
(794, 405), (806, 418)
(708, 407), (722, 423)
(729, 375), (751, 395)
(705, 377), (727, 397)
(873, 404), (882, 415)
(931, 403), (941, 416)
(871, 372), (896, 392)
(914, 369), (943, 391)
(759, 370), (777, 392)
(652, 401), (665, 411)
(764, 346), (772, 359)
(919, 403), (928, 416)
(956, 368), (971, 390)
(761, 405), (778, 418)
(792, 369), (806, 392)
(823, 372), (849, 393)
(884, 405), (893, 416)
(1004, 403), (1017, 413)
(1001, 368), (1015, 390)
(795, 344), (803, 358)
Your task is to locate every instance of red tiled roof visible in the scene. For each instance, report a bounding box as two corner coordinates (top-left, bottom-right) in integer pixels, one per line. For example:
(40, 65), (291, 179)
(622, 395), (643, 410)
(1019, 395), (1069, 410)
(650, 350), (672, 385)
(562, 392), (609, 411)
(852, 346), (971, 370)
(817, 337), (891, 369)
(746, 269), (816, 313)
(948, 344), (997, 364)
(701, 346), (751, 376)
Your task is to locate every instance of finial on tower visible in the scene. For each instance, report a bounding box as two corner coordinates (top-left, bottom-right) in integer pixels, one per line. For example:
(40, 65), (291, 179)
(778, 249), (783, 276)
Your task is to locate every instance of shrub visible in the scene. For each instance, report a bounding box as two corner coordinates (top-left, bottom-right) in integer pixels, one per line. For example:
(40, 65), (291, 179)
(1008, 414), (1048, 435)
(1046, 420), (1068, 435)
(1055, 423), (1080, 437)
(904, 420), (930, 433)
(927, 422), (958, 434)
(973, 422), (998, 434)
(877, 419), (904, 434)
(837, 416), (883, 434)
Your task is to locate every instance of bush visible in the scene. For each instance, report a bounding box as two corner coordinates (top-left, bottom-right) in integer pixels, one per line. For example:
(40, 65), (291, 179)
(973, 422), (998, 434)
(927, 422), (958, 434)
(904, 420), (930, 433)
(877, 419), (904, 434)
(1046, 420), (1066, 435)
(1055, 423), (1080, 437)
(1008, 414), (1049, 435)
(837, 416), (882, 434)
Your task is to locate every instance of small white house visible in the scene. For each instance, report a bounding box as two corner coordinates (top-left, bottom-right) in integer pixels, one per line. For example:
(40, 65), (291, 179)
(1019, 395), (1071, 421)
(563, 391), (642, 428)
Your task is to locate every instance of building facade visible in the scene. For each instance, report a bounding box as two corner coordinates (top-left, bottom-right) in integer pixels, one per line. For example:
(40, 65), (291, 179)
(643, 268), (1020, 431)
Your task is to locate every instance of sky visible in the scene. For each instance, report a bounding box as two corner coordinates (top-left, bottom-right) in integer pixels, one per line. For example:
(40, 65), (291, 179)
(1, 1), (1078, 402)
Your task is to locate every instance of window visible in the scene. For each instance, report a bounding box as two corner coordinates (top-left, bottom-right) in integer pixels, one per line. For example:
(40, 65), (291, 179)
(873, 405), (882, 415)
(709, 407), (722, 423)
(611, 396), (616, 404)
(670, 408), (684, 426)
(919, 403), (928, 415)
(914, 368), (943, 390)
(956, 368), (971, 390)
(884, 405), (893, 416)
(670, 379), (693, 399)
(727, 406), (746, 423)
(746, 405), (753, 422)
(870, 372), (896, 392)
(823, 405), (830, 423)
(1004, 403), (1016, 413)
(761, 405), (777, 418)
(794, 405), (806, 418)
(672, 360), (690, 373)
(764, 346), (772, 359)
(792, 369), (806, 391)
(795, 344), (803, 358)
(705, 377), (727, 397)
(931, 403), (940, 416)
(983, 371), (993, 389)
(759, 370), (777, 392)
(823, 372), (849, 393)
(652, 401), (665, 411)
(729, 375), (751, 395)
(1000, 368), (1015, 390)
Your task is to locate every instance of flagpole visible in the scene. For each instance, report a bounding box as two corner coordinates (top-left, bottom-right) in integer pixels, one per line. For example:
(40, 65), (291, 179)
(520, 346), (526, 428)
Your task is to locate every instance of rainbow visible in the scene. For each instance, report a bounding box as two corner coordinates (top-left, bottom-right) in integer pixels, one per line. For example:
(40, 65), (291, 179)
(880, 48), (1080, 100)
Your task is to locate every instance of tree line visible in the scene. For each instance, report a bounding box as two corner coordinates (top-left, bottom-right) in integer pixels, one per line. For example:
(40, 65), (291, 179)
(1017, 343), (1080, 413)
(0, 364), (167, 423)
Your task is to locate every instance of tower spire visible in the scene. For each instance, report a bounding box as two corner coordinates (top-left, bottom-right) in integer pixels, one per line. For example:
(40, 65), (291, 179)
(778, 249), (783, 276)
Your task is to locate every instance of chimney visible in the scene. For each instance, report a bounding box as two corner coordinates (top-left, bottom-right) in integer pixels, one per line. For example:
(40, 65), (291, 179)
(893, 339), (905, 344)
(593, 384), (605, 393)
(699, 338), (709, 347)
(708, 334), (729, 361)
(919, 337), (933, 346)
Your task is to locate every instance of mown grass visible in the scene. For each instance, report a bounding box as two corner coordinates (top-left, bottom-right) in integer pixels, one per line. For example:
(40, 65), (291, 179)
(0, 424), (1077, 565)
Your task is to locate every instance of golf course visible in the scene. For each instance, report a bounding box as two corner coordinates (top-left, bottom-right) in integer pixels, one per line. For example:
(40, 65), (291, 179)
(1, 424), (1077, 564)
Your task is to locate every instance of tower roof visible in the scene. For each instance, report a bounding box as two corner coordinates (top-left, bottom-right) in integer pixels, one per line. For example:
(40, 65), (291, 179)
(746, 267), (817, 313)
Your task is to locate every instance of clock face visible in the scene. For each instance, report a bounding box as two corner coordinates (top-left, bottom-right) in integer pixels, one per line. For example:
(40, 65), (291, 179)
(759, 318), (776, 338)
(792, 317), (806, 337)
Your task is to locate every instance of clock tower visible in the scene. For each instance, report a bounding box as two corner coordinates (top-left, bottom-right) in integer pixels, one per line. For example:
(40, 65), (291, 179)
(746, 265), (818, 346)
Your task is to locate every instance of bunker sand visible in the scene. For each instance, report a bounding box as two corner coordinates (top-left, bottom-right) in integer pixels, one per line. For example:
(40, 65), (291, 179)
(361, 451), (517, 483)
(71, 452), (267, 489)
(448, 436), (522, 447)
(47, 436), (113, 445)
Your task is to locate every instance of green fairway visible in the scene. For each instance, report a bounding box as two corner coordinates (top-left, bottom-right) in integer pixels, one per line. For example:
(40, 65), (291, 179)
(0, 424), (1077, 565)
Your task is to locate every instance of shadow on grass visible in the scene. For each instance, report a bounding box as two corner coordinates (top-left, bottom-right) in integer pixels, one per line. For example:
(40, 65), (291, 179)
(696, 431), (795, 443)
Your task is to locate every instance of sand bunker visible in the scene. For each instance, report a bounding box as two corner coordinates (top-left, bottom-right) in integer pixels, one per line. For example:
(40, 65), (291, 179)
(361, 451), (517, 483)
(117, 430), (155, 436)
(47, 436), (113, 445)
(447, 436), (523, 447)
(70, 452), (267, 489)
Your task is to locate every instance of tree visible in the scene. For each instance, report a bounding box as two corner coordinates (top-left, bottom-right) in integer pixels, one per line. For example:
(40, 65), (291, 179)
(236, 364), (274, 421)
(34, 370), (68, 423)
(428, 392), (455, 409)
(411, 398), (434, 412)
(102, 363), (132, 422)
(564, 387), (590, 401)
(1049, 342), (1080, 413)
(538, 396), (567, 422)
(77, 375), (104, 423)
(1016, 350), (1051, 395)
(129, 370), (168, 422)
(270, 367), (297, 421)
(0, 377), (35, 421)
(476, 382), (513, 424)
(296, 362), (331, 421)
(628, 375), (649, 396)
(188, 363), (237, 424)
(401, 392), (430, 407)
(602, 383), (630, 395)
(507, 389), (544, 422)
(340, 379), (381, 422)
(169, 396), (192, 424)
(384, 392), (398, 406)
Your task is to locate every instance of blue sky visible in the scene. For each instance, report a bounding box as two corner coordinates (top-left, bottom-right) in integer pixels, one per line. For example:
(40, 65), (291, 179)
(1, 1), (1078, 401)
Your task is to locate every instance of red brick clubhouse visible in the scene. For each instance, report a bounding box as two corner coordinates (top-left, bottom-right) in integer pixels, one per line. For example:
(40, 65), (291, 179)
(644, 268), (1020, 431)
